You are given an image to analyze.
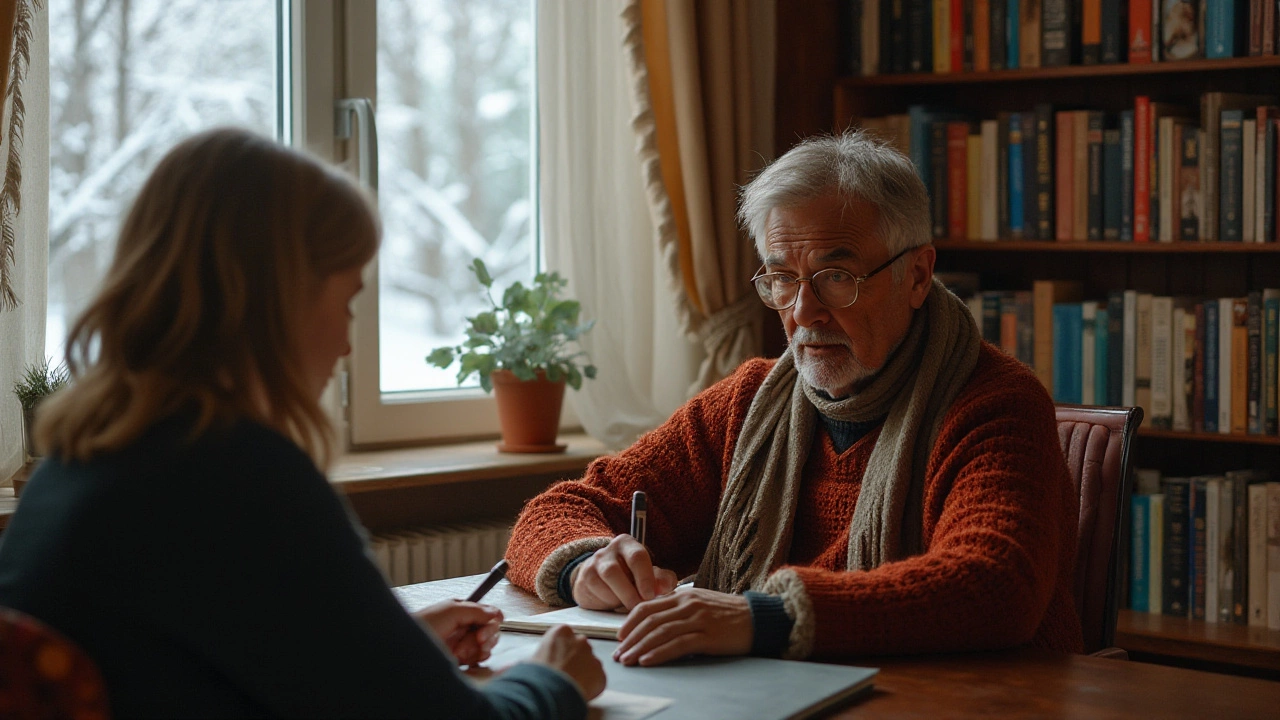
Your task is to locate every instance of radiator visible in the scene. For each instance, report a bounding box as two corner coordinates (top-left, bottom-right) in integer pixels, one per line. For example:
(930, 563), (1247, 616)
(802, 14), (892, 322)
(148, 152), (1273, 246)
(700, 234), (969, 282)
(369, 520), (511, 587)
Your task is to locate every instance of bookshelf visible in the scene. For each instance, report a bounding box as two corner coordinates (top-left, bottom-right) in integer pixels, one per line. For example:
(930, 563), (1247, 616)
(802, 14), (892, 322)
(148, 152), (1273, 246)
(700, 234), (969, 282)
(819, 17), (1280, 678)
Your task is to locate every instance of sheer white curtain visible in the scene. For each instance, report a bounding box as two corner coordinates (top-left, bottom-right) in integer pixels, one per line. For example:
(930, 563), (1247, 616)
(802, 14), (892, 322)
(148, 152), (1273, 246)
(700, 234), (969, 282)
(538, 1), (703, 450)
(0, 5), (48, 483)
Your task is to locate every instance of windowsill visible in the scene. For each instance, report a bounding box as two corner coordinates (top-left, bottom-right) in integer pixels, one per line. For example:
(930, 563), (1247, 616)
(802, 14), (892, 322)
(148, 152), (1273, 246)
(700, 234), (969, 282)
(0, 434), (611, 530)
(328, 432), (610, 494)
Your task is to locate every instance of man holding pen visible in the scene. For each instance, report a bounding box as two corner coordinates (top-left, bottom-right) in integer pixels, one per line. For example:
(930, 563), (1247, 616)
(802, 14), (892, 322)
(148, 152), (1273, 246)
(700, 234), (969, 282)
(505, 131), (1082, 668)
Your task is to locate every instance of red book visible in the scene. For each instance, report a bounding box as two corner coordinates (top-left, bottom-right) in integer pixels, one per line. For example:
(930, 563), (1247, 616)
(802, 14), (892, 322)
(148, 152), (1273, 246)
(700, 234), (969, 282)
(950, 0), (964, 72)
(1055, 111), (1074, 241)
(1266, 0), (1277, 55)
(1128, 0), (1153, 63)
(1250, 0), (1265, 56)
(1133, 96), (1152, 242)
(947, 121), (970, 238)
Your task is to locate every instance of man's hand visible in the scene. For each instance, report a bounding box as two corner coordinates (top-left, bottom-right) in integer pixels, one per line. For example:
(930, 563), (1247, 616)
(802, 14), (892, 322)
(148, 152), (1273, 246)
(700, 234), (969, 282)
(612, 588), (753, 666)
(415, 599), (503, 666)
(570, 535), (678, 611)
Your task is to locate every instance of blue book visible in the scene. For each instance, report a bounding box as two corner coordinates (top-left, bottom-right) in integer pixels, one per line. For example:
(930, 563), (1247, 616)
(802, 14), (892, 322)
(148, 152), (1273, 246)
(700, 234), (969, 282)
(1096, 308), (1109, 404)
(1053, 303), (1084, 403)
(1204, 300), (1220, 432)
(1130, 494), (1151, 612)
(1120, 111), (1134, 241)
(1205, 0), (1245, 59)
(1102, 127), (1122, 240)
(1006, 0), (1019, 69)
(908, 105), (962, 190)
(1188, 478), (1209, 620)
(1161, 477), (1191, 616)
(1009, 113), (1025, 237)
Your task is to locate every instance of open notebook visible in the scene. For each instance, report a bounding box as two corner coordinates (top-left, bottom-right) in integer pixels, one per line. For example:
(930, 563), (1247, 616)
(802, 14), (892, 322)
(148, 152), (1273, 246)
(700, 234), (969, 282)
(500, 605), (628, 640)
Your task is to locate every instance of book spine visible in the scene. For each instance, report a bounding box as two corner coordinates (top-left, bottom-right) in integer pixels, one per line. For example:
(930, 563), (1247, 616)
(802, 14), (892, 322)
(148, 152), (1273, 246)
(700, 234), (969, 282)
(1266, 118), (1277, 242)
(1151, 296), (1173, 428)
(1036, 104), (1056, 239)
(1251, 0), (1265, 55)
(1006, 0), (1020, 68)
(1134, 97), (1152, 241)
(968, 133), (983, 240)
(1097, 307), (1110, 403)
(907, 0), (934, 71)
(1248, 291), (1263, 434)
(997, 115), (1011, 238)
(1083, 0), (1103, 63)
(1017, 291), (1035, 365)
(1056, 110), (1075, 240)
(931, 121), (950, 238)
(1203, 95), (1222, 241)
(1266, 0), (1278, 56)
(1173, 307), (1189, 430)
(1123, 289), (1137, 406)
(881, 0), (896, 73)
(1107, 291), (1125, 406)
(980, 120), (998, 239)
(1083, 301), (1098, 404)
(1010, 113), (1026, 238)
(1179, 127), (1201, 241)
(1183, 308), (1197, 430)
(1000, 294), (1019, 354)
(1265, 291), (1279, 435)
(1131, 494), (1151, 612)
(1162, 478), (1191, 616)
(1150, 493), (1165, 614)
(1100, 0), (1126, 62)
(1232, 298), (1248, 434)
(1206, 0), (1240, 58)
(1248, 483), (1268, 625)
(1128, 0), (1152, 62)
(1205, 300), (1220, 432)
(1121, 110), (1135, 240)
(1219, 297), (1234, 433)
(1103, 128), (1122, 239)
(1245, 118), (1258, 241)
(1231, 474), (1249, 624)
(891, 0), (910, 72)
(1053, 303), (1084, 403)
(982, 291), (1003, 343)
(1222, 109), (1246, 241)
(951, 0), (966, 70)
(1190, 478), (1208, 620)
(1269, 484), (1280, 630)
(948, 122), (970, 238)
(1136, 293), (1154, 423)
(934, 0), (951, 72)
(975, 0), (992, 70)
(1020, 0), (1042, 67)
(1087, 112), (1105, 240)
(1205, 479), (1221, 623)
(1042, 0), (1072, 65)
(1194, 303), (1206, 433)
(989, 0), (1008, 70)
(1022, 114), (1039, 236)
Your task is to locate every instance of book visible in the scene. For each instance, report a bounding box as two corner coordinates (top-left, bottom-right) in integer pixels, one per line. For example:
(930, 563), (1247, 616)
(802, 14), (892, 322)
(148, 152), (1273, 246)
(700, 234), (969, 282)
(1162, 476), (1191, 616)
(931, 121), (949, 238)
(933, 0), (951, 72)
(1017, 291), (1035, 365)
(1205, 0), (1244, 58)
(978, 0), (995, 70)
(1135, 293), (1154, 426)
(1264, 289), (1280, 435)
(1022, 113), (1040, 236)
(1086, 111), (1105, 240)
(968, 132), (983, 240)
(981, 119), (999, 239)
(1074, 110), (1092, 240)
(1053, 303), (1084, 403)
(1161, 0), (1202, 59)
(1194, 302), (1206, 432)
(1082, 301), (1099, 404)
(1133, 97), (1153, 241)
(1200, 93), (1276, 242)
(1010, 112), (1027, 238)
(1227, 470), (1264, 624)
(1221, 109), (1246, 241)
(1056, 110), (1075, 240)
(1129, 0), (1154, 62)
(1103, 127), (1123, 240)
(1020, 0), (1043, 67)
(1034, 280), (1083, 392)
(1150, 492), (1165, 614)
(1158, 116), (1191, 242)
(1123, 289), (1138, 406)
(1042, 0), (1074, 65)
(948, 121), (970, 238)
(1230, 298), (1247, 433)
(1035, 104), (1056, 240)
(1248, 481), (1269, 626)
(1204, 299), (1220, 432)
(1096, 307), (1110, 403)
(997, 113), (1012, 239)
(1004, 0), (1019, 68)
(1150, 296), (1173, 428)
(907, 0), (934, 71)
(1177, 124), (1201, 241)
(503, 605), (630, 639)
(1100, 0), (1127, 62)
(1120, 110), (1135, 240)
(1219, 297), (1235, 433)
(1268, 482), (1280, 630)
(1108, 291), (1125, 406)
(1247, 291), (1263, 434)
(1131, 494), (1152, 611)
(1205, 476), (1222, 624)
(1083, 0), (1103, 63)
(1244, 118), (1257, 241)
(1190, 476), (1209, 620)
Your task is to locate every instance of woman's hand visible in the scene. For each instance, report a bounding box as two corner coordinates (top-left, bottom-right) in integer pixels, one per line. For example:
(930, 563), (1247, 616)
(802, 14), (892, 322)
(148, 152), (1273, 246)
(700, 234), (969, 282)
(415, 599), (503, 666)
(526, 625), (606, 700)
(571, 535), (678, 610)
(612, 588), (753, 666)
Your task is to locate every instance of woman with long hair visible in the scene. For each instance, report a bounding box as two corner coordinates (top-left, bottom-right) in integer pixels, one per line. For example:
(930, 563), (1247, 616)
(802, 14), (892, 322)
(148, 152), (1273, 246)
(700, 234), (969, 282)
(0, 128), (603, 718)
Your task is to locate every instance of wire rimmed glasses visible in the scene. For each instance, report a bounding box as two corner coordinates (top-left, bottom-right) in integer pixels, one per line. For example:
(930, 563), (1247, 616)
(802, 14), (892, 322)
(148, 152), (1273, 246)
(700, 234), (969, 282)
(750, 248), (912, 310)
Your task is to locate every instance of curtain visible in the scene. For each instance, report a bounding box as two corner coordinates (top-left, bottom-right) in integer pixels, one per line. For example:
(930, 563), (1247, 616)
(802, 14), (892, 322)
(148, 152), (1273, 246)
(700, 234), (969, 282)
(538, 1), (704, 449)
(0, 0), (48, 484)
(622, 0), (776, 393)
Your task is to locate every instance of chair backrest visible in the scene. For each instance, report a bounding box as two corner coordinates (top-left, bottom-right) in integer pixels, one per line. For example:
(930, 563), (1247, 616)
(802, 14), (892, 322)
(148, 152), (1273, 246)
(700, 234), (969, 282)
(0, 605), (110, 720)
(1054, 404), (1142, 655)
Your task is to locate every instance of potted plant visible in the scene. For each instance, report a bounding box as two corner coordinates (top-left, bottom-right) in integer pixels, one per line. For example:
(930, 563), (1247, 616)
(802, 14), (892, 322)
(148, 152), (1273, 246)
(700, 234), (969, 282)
(427, 259), (596, 453)
(12, 359), (68, 494)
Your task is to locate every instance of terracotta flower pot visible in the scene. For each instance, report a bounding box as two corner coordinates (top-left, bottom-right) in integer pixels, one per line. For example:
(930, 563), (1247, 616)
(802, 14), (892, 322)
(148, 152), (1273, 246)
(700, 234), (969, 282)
(490, 369), (568, 453)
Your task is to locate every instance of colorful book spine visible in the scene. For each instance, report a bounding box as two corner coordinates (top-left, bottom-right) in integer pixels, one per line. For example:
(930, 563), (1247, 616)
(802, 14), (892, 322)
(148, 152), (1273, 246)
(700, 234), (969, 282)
(997, 114), (1012, 239)
(1010, 113), (1026, 238)
(1100, 0), (1126, 62)
(1205, 0), (1244, 58)
(1120, 110), (1135, 240)
(1082, 0), (1103, 63)
(1053, 303), (1084, 403)
(1231, 297), (1248, 434)
(1134, 97), (1152, 241)
(1194, 303), (1207, 432)
(951, 0), (966, 71)
(1150, 493), (1165, 615)
(1162, 477), (1191, 616)
(1020, 0), (1042, 67)
(987, 0), (1005, 69)
(1264, 289), (1279, 435)
(1056, 110), (1075, 241)
(1204, 299), (1220, 432)
(1103, 127), (1123, 240)
(1035, 104), (1056, 240)
(1006, 0), (1020, 68)
(1042, 0), (1072, 65)
(1190, 477), (1208, 620)
(1248, 291), (1263, 434)
(1221, 109), (1246, 241)
(933, 0), (951, 72)
(1129, 0), (1153, 62)
(1131, 494), (1152, 612)
(1179, 127), (1201, 241)
(1087, 111), (1105, 240)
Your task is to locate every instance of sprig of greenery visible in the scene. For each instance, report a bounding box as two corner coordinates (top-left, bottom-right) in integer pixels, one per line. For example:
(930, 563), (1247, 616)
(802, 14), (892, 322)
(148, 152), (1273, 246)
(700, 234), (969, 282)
(426, 259), (598, 393)
(13, 359), (69, 411)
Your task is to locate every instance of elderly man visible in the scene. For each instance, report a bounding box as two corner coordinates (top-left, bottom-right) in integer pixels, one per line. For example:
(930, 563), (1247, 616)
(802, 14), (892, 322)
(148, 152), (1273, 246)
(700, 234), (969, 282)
(505, 131), (1083, 666)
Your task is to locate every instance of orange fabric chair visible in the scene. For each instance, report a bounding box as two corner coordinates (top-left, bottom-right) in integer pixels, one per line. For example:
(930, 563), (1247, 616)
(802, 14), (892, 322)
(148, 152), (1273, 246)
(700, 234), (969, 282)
(1054, 404), (1143, 657)
(0, 606), (110, 720)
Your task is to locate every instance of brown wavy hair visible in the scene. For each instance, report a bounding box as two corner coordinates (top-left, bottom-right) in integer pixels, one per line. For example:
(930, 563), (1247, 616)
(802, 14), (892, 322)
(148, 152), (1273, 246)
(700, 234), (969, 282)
(37, 128), (379, 467)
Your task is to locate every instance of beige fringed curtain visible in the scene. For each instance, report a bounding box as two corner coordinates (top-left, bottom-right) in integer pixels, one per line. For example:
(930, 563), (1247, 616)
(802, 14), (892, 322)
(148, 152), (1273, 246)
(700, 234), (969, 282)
(622, 0), (775, 391)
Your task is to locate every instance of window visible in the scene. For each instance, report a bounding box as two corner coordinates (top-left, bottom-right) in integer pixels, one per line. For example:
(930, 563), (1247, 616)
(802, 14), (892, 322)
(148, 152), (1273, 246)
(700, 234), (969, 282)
(47, 1), (540, 447)
(48, 0), (284, 362)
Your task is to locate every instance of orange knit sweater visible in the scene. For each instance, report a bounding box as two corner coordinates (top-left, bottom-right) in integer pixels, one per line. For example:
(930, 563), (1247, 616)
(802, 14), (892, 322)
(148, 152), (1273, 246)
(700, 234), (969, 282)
(507, 344), (1084, 658)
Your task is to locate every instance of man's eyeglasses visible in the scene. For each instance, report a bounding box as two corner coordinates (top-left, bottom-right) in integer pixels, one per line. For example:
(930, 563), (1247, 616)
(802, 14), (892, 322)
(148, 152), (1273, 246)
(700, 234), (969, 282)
(750, 247), (912, 311)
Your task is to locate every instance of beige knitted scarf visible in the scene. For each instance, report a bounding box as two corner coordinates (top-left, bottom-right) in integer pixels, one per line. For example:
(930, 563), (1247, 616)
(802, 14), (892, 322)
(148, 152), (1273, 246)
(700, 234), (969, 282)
(696, 279), (981, 593)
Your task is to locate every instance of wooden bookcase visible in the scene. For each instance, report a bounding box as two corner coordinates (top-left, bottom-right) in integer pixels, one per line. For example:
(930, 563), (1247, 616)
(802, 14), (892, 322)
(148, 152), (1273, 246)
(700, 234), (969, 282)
(827, 55), (1280, 676)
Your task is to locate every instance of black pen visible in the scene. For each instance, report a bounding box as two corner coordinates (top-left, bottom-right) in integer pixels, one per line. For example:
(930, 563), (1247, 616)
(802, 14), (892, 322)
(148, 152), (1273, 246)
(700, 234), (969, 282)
(465, 558), (509, 602)
(630, 491), (647, 547)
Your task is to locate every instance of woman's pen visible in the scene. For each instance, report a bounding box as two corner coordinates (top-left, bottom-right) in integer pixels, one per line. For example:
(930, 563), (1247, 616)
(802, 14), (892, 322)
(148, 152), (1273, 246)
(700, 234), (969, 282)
(465, 558), (509, 602)
(630, 491), (647, 547)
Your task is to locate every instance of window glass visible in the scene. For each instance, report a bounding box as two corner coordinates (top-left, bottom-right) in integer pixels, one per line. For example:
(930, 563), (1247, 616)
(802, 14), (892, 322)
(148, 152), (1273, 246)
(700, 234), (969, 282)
(48, 0), (280, 359)
(375, 0), (535, 393)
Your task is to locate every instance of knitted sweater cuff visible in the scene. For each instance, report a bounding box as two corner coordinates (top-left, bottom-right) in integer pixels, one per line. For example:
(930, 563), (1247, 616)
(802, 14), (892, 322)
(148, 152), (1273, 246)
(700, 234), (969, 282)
(557, 551), (598, 607)
(762, 568), (815, 659)
(534, 537), (611, 605)
(743, 591), (794, 657)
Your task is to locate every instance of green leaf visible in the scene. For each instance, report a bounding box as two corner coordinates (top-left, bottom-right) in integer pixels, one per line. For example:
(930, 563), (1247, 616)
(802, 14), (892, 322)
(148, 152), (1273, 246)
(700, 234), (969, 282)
(545, 364), (564, 382)
(471, 311), (499, 335)
(471, 258), (493, 287)
(425, 347), (456, 368)
(583, 365), (597, 379)
(566, 366), (583, 390)
(513, 364), (537, 382)
(479, 372), (493, 393)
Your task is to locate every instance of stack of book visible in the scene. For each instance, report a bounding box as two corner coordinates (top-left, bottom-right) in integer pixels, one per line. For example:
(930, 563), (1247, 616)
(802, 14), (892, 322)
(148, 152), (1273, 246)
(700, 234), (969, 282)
(866, 93), (1280, 243)
(1128, 469), (1280, 630)
(843, 0), (1271, 76)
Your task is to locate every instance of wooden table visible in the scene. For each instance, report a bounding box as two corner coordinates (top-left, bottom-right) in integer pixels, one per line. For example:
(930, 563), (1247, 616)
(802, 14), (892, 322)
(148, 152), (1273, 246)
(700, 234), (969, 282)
(396, 575), (1280, 719)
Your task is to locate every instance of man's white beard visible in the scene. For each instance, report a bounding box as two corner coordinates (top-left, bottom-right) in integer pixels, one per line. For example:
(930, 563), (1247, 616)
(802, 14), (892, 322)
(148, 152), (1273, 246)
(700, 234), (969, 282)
(790, 326), (877, 397)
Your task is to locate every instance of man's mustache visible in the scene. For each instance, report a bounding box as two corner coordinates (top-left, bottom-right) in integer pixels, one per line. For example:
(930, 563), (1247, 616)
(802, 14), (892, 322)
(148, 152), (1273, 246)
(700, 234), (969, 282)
(791, 327), (853, 349)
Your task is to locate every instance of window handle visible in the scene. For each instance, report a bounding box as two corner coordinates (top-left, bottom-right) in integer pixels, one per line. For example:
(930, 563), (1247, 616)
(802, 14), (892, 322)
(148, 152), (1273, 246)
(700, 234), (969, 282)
(335, 98), (378, 193)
